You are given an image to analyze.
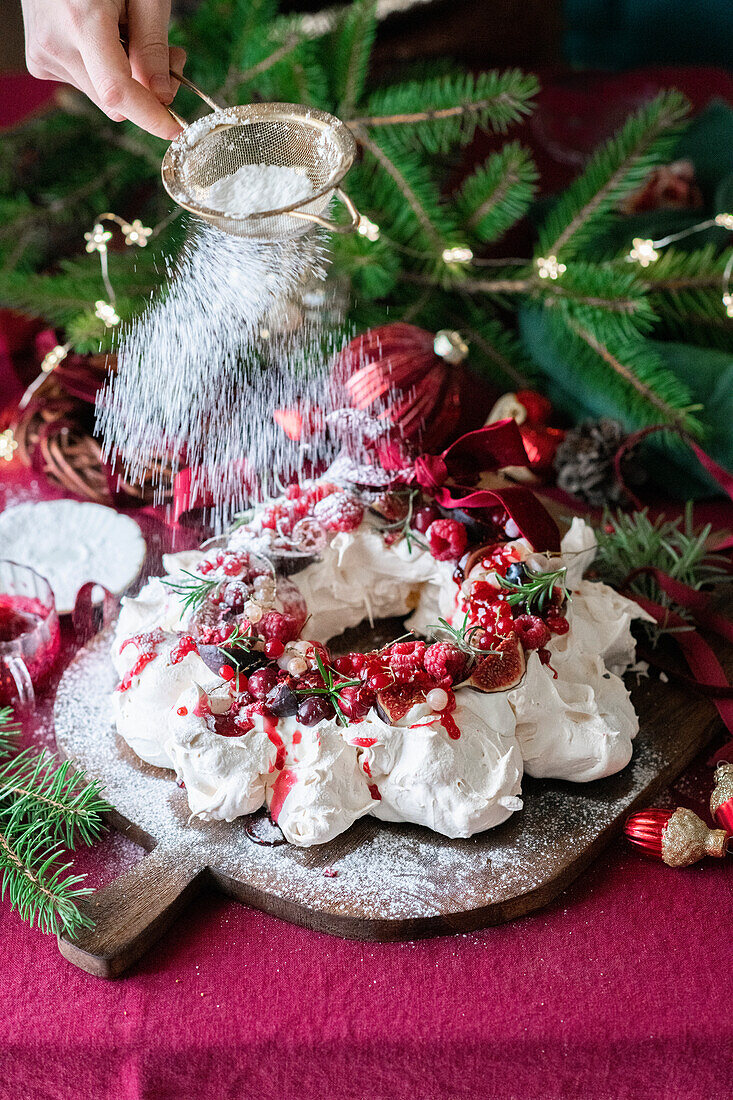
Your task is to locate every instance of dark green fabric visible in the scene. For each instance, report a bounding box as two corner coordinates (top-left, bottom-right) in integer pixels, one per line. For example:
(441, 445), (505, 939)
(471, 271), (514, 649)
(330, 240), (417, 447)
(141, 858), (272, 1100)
(564, 0), (733, 70)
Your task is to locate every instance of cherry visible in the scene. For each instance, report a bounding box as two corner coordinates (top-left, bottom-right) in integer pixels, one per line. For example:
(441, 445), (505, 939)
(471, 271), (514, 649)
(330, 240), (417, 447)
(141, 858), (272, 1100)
(338, 686), (372, 720)
(248, 666), (279, 699)
(411, 504), (440, 534)
(297, 696), (335, 725)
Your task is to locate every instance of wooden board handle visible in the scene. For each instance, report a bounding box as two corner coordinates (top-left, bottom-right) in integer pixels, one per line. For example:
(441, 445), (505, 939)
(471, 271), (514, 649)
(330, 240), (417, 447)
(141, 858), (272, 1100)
(57, 845), (207, 979)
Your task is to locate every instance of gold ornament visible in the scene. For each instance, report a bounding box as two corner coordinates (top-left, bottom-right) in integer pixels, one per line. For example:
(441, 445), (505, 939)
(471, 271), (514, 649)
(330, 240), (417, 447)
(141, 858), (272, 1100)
(121, 219), (153, 247)
(41, 343), (70, 373)
(84, 223), (113, 254)
(94, 299), (121, 327)
(433, 329), (468, 364)
(0, 429), (18, 462)
(535, 255), (566, 280)
(661, 807), (728, 867)
(627, 237), (659, 267)
(356, 215), (380, 242)
(442, 245), (474, 264)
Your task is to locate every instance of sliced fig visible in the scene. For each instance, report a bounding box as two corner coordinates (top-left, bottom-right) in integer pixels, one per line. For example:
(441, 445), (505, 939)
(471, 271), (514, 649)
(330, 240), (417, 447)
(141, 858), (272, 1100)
(468, 632), (525, 692)
(375, 683), (427, 724)
(197, 644), (265, 675)
(266, 682), (299, 718)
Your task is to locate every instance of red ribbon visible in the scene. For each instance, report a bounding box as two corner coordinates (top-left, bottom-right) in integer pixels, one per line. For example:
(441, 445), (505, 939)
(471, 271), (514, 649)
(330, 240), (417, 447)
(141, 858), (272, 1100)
(413, 419), (561, 551)
(622, 575), (733, 761)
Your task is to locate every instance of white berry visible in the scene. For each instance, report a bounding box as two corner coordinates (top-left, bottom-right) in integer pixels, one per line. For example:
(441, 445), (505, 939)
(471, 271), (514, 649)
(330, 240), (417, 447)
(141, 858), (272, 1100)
(426, 688), (449, 711)
(244, 600), (263, 623)
(288, 656), (308, 676)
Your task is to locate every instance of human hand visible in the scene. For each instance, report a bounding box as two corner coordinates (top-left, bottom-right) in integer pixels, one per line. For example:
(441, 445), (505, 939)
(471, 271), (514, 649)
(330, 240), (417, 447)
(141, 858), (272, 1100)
(21, 0), (185, 139)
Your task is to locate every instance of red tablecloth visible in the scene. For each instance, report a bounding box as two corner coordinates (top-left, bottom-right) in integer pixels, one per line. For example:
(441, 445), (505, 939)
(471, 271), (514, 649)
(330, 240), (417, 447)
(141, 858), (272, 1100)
(2, 68), (733, 1100)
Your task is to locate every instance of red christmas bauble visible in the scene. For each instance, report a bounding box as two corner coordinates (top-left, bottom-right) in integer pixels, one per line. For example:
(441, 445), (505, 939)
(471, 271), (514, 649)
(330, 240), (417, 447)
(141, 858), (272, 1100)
(332, 323), (463, 453)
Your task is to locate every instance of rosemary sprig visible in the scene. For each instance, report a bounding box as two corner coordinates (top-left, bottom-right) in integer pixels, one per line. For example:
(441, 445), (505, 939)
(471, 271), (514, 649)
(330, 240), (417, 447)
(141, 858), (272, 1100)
(594, 505), (732, 640)
(377, 489), (428, 554)
(427, 613), (499, 658)
(217, 623), (254, 669)
(496, 565), (569, 614)
(162, 569), (220, 616)
(295, 653), (361, 726)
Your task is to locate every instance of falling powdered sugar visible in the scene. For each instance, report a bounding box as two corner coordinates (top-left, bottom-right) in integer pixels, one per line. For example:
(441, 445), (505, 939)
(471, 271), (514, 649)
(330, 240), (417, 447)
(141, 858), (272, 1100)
(97, 215), (352, 531)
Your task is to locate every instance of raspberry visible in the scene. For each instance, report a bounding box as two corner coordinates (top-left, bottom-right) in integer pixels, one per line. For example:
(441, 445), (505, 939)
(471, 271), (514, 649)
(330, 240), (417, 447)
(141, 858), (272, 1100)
(313, 491), (364, 532)
(427, 518), (467, 562)
(259, 611), (299, 644)
(514, 614), (552, 650)
(385, 640), (426, 679)
(423, 642), (468, 686)
(285, 483), (302, 499)
(303, 481), (338, 507)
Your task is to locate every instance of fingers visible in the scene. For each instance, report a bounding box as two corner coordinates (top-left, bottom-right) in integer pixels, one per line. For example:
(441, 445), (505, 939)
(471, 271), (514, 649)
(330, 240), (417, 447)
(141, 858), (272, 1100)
(79, 11), (180, 140)
(127, 0), (173, 103)
(168, 46), (187, 98)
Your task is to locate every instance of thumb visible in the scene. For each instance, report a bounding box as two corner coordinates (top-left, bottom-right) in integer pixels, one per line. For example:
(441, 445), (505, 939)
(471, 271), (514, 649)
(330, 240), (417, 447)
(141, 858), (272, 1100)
(127, 0), (173, 102)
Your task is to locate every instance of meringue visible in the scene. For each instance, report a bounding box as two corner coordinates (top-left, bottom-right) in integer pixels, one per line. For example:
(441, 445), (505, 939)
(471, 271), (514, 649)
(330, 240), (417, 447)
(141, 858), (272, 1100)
(109, 475), (650, 847)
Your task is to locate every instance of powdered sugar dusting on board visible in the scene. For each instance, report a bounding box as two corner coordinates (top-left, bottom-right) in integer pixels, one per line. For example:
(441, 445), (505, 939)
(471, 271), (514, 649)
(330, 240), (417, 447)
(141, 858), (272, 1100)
(53, 625), (687, 927)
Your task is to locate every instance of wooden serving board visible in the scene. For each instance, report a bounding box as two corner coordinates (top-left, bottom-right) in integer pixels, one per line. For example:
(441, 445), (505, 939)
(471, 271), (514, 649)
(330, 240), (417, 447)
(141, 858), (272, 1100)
(53, 623), (729, 978)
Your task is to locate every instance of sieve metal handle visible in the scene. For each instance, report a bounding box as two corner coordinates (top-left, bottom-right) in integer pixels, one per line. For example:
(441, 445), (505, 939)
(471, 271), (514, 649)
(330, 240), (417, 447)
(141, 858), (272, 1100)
(287, 188), (361, 234)
(167, 69), (224, 129)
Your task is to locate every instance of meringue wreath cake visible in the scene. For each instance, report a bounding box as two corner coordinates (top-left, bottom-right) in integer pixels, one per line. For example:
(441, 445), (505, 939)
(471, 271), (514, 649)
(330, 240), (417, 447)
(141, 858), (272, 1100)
(110, 438), (651, 848)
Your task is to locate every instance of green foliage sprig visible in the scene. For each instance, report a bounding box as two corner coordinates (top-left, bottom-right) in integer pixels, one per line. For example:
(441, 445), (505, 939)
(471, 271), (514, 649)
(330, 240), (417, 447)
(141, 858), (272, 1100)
(594, 505), (732, 639)
(0, 708), (110, 935)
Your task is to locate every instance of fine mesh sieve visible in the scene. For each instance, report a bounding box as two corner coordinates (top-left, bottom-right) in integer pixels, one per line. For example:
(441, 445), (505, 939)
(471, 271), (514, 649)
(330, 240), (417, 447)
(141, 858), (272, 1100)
(161, 76), (360, 240)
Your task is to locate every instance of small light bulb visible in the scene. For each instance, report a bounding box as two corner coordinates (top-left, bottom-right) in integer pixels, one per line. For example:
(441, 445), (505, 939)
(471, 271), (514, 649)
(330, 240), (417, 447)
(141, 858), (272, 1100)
(0, 429), (18, 462)
(626, 237), (659, 267)
(535, 255), (567, 280)
(442, 246), (474, 264)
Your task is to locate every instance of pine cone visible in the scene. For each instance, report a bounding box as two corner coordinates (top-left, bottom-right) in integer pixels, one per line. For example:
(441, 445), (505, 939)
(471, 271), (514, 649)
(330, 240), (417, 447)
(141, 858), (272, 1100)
(553, 418), (644, 507)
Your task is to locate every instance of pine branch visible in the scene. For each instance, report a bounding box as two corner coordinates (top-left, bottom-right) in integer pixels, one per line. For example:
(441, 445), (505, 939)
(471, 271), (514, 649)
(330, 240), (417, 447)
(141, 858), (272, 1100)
(354, 129), (457, 252)
(558, 314), (701, 432)
(0, 817), (93, 936)
(350, 70), (538, 153)
(334, 0), (377, 117)
(457, 299), (537, 389)
(0, 709), (20, 761)
(456, 142), (538, 243)
(538, 90), (689, 260)
(538, 263), (656, 339)
(0, 750), (110, 848)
